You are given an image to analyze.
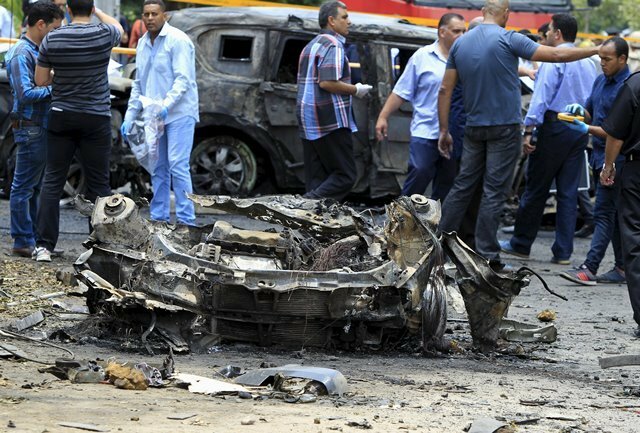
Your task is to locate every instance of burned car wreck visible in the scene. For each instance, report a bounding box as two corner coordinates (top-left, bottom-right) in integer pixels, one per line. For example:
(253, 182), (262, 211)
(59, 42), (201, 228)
(73, 194), (561, 354)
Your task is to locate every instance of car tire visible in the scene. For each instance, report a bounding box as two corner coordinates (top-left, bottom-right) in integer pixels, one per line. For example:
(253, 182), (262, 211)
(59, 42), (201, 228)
(190, 135), (258, 196)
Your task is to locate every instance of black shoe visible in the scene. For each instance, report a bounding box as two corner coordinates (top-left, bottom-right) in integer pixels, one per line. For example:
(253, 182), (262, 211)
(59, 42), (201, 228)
(575, 223), (594, 238)
(633, 327), (640, 338)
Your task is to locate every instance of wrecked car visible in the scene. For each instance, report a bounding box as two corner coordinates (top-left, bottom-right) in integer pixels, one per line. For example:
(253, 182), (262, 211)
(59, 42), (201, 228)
(172, 7), (438, 198)
(72, 193), (559, 354)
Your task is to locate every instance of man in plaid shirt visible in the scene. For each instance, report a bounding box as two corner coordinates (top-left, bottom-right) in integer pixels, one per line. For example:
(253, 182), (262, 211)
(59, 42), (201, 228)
(296, 1), (372, 201)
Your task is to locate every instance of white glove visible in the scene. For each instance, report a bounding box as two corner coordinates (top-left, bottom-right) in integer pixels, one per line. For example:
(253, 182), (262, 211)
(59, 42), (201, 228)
(354, 83), (373, 99)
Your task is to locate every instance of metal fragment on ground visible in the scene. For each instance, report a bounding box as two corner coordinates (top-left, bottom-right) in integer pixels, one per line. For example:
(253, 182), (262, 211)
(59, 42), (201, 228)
(599, 355), (640, 369)
(57, 422), (110, 432)
(499, 319), (557, 343)
(10, 310), (44, 331)
(235, 364), (347, 396)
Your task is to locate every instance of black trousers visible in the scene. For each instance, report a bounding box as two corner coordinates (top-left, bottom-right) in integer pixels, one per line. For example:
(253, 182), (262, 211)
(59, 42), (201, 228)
(302, 128), (356, 201)
(618, 160), (640, 326)
(36, 110), (112, 250)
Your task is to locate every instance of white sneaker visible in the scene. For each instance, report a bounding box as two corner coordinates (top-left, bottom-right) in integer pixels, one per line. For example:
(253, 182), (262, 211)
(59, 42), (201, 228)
(33, 247), (52, 262)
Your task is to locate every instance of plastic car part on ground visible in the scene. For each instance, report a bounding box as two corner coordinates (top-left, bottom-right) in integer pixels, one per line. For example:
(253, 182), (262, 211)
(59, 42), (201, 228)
(234, 364), (348, 396)
(72, 193), (558, 353)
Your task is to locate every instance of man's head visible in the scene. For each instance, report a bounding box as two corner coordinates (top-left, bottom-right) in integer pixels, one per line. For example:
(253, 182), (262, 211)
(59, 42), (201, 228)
(67, 0), (93, 18)
(537, 22), (549, 45)
(142, 0), (167, 36)
(468, 16), (483, 31)
(599, 36), (629, 78)
(319, 1), (350, 37)
(26, 1), (64, 43)
(547, 14), (577, 46)
(482, 0), (510, 28)
(438, 13), (465, 50)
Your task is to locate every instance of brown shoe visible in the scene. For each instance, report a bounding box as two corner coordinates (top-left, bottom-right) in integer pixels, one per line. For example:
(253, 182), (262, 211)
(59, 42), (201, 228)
(11, 246), (34, 257)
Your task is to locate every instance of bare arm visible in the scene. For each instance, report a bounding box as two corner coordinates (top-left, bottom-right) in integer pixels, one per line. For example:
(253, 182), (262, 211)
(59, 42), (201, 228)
(437, 68), (457, 159)
(34, 65), (52, 87)
(587, 125), (606, 140)
(530, 44), (599, 63)
(94, 8), (124, 37)
(319, 80), (355, 96)
(600, 135), (624, 186)
(375, 93), (407, 141)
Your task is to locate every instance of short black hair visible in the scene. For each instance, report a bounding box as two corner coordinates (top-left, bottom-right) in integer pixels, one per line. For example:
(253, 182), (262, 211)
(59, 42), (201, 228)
(27, 1), (65, 27)
(538, 22), (549, 34)
(602, 36), (629, 59)
(67, 0), (93, 17)
(143, 0), (166, 11)
(319, 1), (346, 29)
(438, 13), (464, 29)
(551, 13), (578, 43)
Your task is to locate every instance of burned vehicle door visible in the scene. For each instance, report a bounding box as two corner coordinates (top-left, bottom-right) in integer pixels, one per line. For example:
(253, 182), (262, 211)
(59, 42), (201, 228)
(263, 31), (374, 195)
(369, 41), (424, 194)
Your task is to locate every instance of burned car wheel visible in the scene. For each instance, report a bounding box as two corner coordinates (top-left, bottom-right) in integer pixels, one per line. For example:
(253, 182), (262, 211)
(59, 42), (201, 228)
(190, 136), (258, 196)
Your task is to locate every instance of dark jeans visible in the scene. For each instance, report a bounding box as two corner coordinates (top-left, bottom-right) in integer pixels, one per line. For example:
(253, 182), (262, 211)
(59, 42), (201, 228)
(584, 165), (624, 273)
(439, 124), (521, 260)
(10, 125), (47, 249)
(618, 161), (640, 326)
(37, 110), (112, 251)
(303, 128), (356, 201)
(510, 120), (587, 260)
(401, 136), (456, 201)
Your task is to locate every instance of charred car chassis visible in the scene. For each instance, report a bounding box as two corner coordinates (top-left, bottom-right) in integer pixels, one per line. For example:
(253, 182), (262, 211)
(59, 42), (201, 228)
(73, 194), (556, 353)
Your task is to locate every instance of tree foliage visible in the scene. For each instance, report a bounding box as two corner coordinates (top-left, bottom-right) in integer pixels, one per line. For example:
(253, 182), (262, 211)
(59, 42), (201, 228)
(0, 0), (24, 36)
(573, 0), (639, 33)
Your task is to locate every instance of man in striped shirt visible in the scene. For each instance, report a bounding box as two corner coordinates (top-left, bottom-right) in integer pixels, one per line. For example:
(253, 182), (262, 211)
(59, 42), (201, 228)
(6, 1), (63, 258)
(296, 1), (372, 201)
(33, 0), (123, 262)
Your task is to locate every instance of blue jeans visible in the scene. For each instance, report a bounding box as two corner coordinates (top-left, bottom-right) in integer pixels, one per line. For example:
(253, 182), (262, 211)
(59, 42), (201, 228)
(10, 126), (47, 249)
(151, 116), (196, 225)
(401, 136), (456, 201)
(584, 164), (624, 273)
(439, 124), (522, 260)
(510, 120), (587, 260)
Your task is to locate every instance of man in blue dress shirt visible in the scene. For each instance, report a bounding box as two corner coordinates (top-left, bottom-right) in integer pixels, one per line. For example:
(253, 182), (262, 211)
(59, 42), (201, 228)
(500, 13), (596, 264)
(559, 37), (630, 285)
(375, 13), (466, 201)
(122, 0), (199, 225)
(6, 1), (63, 257)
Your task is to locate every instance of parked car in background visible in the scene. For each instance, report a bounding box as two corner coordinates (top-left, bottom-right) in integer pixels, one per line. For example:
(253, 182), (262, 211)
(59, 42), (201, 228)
(173, 6), (438, 199)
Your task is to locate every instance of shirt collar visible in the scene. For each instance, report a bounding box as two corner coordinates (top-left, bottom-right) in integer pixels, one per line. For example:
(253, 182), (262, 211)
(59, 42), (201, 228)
(320, 29), (346, 45)
(20, 34), (38, 50)
(557, 42), (575, 48)
(428, 40), (447, 62)
(608, 65), (630, 84)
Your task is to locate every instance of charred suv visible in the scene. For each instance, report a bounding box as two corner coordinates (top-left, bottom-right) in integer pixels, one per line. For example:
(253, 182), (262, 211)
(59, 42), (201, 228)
(176, 7), (438, 198)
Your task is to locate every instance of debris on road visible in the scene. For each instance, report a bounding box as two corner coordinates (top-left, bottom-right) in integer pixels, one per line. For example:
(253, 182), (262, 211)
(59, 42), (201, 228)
(499, 319), (557, 343)
(173, 373), (250, 395)
(72, 193), (558, 352)
(466, 417), (508, 433)
(235, 364), (347, 396)
(536, 309), (557, 322)
(57, 422), (110, 432)
(599, 355), (640, 369)
(10, 310), (44, 331)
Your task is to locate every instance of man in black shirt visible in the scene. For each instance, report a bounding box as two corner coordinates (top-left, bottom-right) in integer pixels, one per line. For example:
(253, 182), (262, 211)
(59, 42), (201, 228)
(601, 71), (640, 337)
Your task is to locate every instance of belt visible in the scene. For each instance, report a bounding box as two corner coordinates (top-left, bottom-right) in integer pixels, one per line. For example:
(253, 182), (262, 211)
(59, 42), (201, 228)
(11, 119), (40, 129)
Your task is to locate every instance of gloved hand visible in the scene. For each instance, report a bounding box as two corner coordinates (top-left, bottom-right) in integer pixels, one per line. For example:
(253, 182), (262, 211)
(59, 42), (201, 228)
(120, 121), (131, 141)
(158, 107), (168, 120)
(564, 103), (585, 116)
(566, 118), (589, 135)
(354, 83), (373, 99)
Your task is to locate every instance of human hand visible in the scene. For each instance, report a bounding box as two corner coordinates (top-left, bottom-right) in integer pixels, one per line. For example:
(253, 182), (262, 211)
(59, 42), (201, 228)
(523, 135), (536, 155)
(354, 83), (373, 99)
(600, 163), (616, 186)
(120, 121), (130, 142)
(438, 131), (453, 159)
(375, 117), (388, 142)
(564, 103), (585, 116)
(566, 119), (589, 135)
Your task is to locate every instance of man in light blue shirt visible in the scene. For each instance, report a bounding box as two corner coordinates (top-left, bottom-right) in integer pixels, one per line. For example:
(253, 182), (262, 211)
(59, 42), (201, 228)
(375, 13), (466, 200)
(122, 0), (199, 225)
(500, 13), (596, 264)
